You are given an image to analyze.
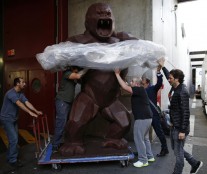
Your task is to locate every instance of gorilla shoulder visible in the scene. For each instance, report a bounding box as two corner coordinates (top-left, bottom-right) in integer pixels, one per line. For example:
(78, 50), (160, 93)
(115, 32), (138, 41)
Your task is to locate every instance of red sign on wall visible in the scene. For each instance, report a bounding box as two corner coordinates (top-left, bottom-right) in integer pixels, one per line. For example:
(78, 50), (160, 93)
(7, 49), (15, 56)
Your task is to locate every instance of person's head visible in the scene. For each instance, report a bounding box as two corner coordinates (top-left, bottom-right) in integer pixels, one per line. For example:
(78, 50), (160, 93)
(130, 77), (141, 87)
(141, 77), (150, 89)
(65, 66), (82, 73)
(70, 66), (82, 73)
(197, 85), (201, 91)
(85, 3), (115, 41)
(168, 69), (184, 87)
(13, 77), (26, 90)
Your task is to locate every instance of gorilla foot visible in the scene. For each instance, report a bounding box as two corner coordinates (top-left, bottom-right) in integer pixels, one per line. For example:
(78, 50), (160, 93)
(59, 143), (85, 156)
(102, 138), (128, 149)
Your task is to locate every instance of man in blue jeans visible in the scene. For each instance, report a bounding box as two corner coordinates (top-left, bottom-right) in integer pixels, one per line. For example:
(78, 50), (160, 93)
(52, 66), (87, 152)
(0, 77), (42, 168)
(142, 65), (169, 157)
(158, 59), (203, 174)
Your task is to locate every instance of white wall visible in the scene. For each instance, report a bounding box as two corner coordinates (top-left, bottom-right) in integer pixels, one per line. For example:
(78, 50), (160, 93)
(201, 55), (207, 101)
(176, 3), (191, 89)
(196, 67), (202, 88)
(152, 0), (191, 109)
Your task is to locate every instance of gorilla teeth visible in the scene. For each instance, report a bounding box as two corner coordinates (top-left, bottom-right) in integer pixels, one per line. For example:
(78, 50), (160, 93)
(98, 19), (111, 29)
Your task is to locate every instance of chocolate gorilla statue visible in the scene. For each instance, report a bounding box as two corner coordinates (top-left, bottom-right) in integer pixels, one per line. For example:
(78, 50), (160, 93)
(59, 2), (138, 156)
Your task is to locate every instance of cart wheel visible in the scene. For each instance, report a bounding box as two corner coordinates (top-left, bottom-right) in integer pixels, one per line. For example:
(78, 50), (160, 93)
(52, 163), (62, 171)
(120, 160), (129, 167)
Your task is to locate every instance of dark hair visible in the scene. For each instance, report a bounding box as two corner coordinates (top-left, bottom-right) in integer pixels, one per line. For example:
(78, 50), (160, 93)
(71, 66), (83, 71)
(142, 77), (150, 84)
(13, 77), (22, 86)
(145, 78), (150, 84)
(169, 69), (185, 83)
(65, 66), (83, 71)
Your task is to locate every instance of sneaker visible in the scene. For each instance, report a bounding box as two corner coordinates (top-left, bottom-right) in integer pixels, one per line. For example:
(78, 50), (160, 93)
(148, 157), (155, 162)
(157, 148), (169, 157)
(133, 161), (149, 168)
(9, 160), (23, 168)
(190, 161), (203, 174)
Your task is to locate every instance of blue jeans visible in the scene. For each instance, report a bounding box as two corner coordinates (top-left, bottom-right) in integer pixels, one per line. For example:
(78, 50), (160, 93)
(152, 113), (168, 150)
(0, 120), (18, 163)
(52, 99), (72, 148)
(170, 128), (198, 174)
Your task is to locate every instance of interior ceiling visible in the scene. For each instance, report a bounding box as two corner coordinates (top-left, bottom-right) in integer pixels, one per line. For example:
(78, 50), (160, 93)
(190, 51), (207, 67)
(178, 0), (197, 3)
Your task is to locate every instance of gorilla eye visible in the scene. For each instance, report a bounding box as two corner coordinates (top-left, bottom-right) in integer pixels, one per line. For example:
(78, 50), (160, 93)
(107, 12), (111, 16)
(97, 11), (101, 16)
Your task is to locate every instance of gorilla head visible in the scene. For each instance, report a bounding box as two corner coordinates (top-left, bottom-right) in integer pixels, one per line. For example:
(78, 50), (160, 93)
(85, 3), (115, 41)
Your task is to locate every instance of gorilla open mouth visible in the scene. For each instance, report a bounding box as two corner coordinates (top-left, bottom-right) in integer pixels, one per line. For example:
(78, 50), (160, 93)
(97, 19), (113, 37)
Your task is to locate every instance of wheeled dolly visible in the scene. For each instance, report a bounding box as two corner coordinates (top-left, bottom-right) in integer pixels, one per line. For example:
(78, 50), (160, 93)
(32, 115), (134, 170)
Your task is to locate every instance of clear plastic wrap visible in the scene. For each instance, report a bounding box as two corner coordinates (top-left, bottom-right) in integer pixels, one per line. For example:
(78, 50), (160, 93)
(36, 39), (166, 76)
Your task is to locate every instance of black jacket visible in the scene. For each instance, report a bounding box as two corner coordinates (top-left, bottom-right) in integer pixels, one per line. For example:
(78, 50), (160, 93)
(162, 67), (190, 134)
(146, 73), (163, 116)
(170, 84), (190, 134)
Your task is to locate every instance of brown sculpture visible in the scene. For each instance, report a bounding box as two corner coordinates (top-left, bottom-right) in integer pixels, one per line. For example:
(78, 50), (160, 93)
(59, 2), (138, 156)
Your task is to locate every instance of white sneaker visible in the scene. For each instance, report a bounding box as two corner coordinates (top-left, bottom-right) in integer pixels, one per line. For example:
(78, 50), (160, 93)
(133, 161), (149, 168)
(148, 157), (155, 162)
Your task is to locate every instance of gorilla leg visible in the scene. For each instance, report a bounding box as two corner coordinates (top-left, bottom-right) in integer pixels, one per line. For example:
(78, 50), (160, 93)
(101, 100), (131, 149)
(59, 92), (99, 156)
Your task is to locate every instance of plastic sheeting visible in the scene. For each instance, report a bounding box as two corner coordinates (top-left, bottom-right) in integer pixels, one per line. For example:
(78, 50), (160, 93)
(36, 39), (166, 77)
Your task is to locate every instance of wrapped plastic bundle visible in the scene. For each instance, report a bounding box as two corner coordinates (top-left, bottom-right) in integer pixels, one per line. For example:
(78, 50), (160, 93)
(36, 39), (166, 75)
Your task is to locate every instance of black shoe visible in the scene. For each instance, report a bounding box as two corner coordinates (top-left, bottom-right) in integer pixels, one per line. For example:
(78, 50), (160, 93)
(190, 161), (203, 174)
(156, 148), (169, 157)
(9, 160), (23, 168)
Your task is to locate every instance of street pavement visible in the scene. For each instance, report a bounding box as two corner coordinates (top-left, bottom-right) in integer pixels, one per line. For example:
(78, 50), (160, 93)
(0, 98), (206, 174)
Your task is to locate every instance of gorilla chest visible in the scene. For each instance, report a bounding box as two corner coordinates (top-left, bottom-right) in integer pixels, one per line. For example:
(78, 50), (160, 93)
(84, 70), (119, 94)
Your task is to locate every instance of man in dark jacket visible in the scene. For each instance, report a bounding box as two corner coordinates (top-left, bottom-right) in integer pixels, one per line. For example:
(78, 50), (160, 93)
(158, 59), (203, 174)
(142, 65), (169, 157)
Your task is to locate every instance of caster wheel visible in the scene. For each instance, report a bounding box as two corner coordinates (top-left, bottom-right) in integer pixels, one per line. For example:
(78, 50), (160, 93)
(52, 163), (62, 171)
(120, 160), (129, 167)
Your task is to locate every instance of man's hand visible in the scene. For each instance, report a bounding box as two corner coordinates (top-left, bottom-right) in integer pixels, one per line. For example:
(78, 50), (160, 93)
(78, 69), (88, 76)
(29, 111), (38, 118)
(114, 68), (121, 75)
(158, 57), (165, 67)
(36, 110), (43, 115)
(157, 65), (162, 72)
(178, 132), (185, 140)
